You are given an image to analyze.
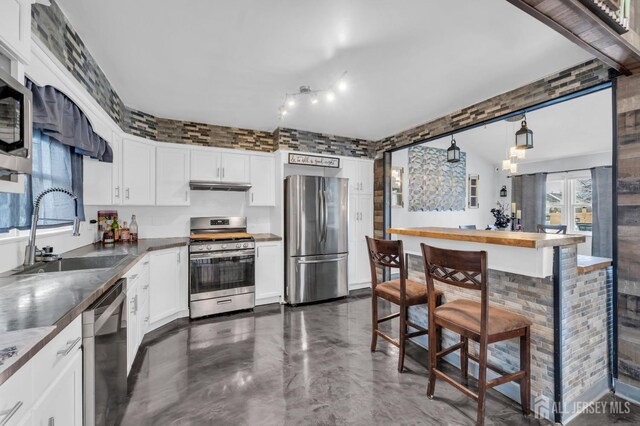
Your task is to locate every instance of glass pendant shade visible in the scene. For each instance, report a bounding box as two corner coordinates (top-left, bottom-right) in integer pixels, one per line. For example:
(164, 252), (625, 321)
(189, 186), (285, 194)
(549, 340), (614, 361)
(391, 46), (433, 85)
(515, 120), (533, 150)
(510, 162), (518, 173)
(510, 146), (526, 159)
(502, 159), (512, 170)
(447, 138), (460, 163)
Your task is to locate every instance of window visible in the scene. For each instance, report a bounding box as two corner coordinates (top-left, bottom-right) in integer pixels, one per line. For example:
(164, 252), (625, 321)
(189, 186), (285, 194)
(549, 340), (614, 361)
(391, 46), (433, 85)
(545, 172), (592, 234)
(0, 130), (83, 234)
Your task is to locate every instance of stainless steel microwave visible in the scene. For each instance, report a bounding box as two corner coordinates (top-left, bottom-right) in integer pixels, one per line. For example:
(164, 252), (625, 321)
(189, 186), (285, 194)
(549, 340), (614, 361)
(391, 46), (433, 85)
(0, 68), (32, 176)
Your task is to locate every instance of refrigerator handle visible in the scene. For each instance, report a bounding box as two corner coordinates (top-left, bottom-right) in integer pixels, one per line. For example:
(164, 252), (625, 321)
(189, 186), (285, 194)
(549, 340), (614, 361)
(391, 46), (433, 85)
(322, 189), (328, 243)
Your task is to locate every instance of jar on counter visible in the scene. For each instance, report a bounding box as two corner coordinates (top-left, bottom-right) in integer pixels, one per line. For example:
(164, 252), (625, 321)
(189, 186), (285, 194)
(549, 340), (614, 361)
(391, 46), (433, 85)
(121, 221), (131, 241)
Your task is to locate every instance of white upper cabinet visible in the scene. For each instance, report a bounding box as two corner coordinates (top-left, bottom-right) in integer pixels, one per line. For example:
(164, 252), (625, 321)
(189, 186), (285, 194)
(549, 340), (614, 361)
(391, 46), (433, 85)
(122, 138), (156, 205)
(83, 132), (122, 205)
(248, 155), (275, 206)
(190, 147), (220, 181)
(190, 148), (250, 183)
(156, 144), (190, 206)
(340, 158), (360, 194)
(359, 161), (373, 195)
(0, 0), (31, 64)
(220, 153), (250, 183)
(340, 158), (373, 195)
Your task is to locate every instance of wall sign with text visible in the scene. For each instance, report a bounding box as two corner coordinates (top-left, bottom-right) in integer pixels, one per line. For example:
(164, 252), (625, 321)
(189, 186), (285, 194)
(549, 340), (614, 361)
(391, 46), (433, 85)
(288, 153), (341, 168)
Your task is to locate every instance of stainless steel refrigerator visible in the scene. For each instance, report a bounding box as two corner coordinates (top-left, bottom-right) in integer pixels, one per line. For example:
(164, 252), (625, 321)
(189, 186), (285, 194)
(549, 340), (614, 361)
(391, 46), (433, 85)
(285, 175), (349, 304)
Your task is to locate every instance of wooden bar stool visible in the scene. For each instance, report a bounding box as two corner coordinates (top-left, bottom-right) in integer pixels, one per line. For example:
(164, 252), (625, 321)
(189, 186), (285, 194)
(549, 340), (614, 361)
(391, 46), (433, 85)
(420, 244), (531, 426)
(366, 236), (442, 372)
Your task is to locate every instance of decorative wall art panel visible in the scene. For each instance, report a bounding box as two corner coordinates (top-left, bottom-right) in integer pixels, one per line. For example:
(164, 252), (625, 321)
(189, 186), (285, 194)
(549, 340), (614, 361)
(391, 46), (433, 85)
(408, 146), (466, 211)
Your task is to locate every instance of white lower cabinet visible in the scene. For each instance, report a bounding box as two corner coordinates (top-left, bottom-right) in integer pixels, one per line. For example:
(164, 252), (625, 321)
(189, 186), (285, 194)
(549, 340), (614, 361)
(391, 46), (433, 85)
(126, 276), (140, 375)
(31, 350), (83, 426)
(0, 317), (82, 426)
(348, 193), (373, 288)
(149, 247), (188, 332)
(0, 358), (33, 426)
(255, 241), (283, 305)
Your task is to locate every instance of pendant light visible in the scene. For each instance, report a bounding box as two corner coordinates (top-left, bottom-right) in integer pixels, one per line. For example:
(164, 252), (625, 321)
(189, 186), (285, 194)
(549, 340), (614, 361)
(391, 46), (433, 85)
(447, 136), (461, 163)
(515, 113), (534, 150)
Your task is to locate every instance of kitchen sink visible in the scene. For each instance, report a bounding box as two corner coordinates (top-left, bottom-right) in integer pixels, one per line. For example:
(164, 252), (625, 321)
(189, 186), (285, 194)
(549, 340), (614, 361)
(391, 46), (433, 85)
(14, 255), (129, 275)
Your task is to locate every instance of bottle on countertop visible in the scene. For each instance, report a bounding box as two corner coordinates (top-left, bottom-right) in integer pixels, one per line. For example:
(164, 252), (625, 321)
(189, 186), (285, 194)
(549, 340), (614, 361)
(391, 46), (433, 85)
(121, 221), (130, 242)
(130, 215), (138, 242)
(111, 217), (120, 241)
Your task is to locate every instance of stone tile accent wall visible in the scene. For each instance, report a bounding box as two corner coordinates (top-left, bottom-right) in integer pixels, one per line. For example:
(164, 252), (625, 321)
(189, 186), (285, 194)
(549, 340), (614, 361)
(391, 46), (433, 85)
(375, 59), (610, 155)
(127, 108), (276, 153)
(617, 72), (640, 388)
(275, 128), (372, 158)
(561, 246), (609, 407)
(31, 1), (127, 127)
(30, 1), (372, 157)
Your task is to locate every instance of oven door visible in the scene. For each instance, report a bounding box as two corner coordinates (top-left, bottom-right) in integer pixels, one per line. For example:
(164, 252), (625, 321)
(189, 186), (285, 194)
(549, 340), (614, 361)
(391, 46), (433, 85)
(189, 249), (255, 300)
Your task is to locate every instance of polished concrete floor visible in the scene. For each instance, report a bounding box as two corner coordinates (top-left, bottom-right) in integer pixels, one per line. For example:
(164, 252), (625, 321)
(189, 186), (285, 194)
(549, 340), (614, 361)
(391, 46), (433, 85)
(120, 292), (639, 425)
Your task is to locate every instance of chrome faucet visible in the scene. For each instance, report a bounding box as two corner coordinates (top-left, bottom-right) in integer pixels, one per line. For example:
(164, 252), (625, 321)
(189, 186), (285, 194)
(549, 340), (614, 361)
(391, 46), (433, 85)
(24, 187), (81, 266)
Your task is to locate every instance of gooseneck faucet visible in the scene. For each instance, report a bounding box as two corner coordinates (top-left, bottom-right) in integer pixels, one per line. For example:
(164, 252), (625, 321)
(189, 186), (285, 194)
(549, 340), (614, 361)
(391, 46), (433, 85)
(23, 187), (81, 266)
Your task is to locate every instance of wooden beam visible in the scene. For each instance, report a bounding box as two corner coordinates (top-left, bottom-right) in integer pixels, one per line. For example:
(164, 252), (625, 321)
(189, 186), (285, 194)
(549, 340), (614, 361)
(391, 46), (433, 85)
(506, 0), (640, 75)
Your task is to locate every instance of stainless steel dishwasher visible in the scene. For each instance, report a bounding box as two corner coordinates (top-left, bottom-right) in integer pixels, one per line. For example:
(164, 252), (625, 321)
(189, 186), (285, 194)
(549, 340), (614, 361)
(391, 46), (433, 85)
(83, 278), (127, 426)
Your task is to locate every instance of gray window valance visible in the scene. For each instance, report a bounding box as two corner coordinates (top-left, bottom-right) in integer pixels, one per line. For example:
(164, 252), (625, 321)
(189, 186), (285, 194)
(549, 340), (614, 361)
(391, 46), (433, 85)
(26, 79), (113, 162)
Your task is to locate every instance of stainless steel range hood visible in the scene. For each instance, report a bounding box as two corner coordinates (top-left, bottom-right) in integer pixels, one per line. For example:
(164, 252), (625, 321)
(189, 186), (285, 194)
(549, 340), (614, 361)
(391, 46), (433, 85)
(189, 180), (252, 192)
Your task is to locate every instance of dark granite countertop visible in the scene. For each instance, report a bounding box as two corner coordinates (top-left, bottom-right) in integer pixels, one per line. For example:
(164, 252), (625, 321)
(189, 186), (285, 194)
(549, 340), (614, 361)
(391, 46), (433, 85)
(252, 233), (282, 242)
(0, 238), (188, 385)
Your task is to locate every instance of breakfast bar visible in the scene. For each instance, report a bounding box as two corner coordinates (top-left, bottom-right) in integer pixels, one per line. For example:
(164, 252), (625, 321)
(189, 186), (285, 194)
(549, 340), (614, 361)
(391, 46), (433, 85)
(387, 227), (612, 423)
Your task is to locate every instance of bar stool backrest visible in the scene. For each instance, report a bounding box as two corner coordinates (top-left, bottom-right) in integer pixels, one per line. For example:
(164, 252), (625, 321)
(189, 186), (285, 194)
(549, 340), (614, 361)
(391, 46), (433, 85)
(365, 236), (406, 287)
(536, 224), (567, 234)
(421, 244), (489, 341)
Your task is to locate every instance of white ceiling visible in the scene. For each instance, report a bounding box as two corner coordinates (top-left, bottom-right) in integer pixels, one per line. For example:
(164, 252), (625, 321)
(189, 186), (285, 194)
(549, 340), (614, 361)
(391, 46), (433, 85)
(57, 0), (592, 141)
(417, 88), (613, 165)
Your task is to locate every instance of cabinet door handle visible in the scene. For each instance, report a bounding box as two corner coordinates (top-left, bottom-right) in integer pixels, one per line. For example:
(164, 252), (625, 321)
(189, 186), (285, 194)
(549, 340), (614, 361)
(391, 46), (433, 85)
(115, 186), (120, 198)
(222, 168), (225, 178)
(251, 192), (254, 203)
(143, 284), (149, 290)
(129, 274), (138, 281)
(57, 337), (81, 357)
(217, 167), (220, 178)
(48, 417), (55, 426)
(0, 401), (23, 426)
(125, 188), (130, 199)
(256, 246), (260, 258)
(144, 316), (149, 323)
(177, 252), (181, 263)
(185, 190), (189, 202)
(217, 299), (232, 305)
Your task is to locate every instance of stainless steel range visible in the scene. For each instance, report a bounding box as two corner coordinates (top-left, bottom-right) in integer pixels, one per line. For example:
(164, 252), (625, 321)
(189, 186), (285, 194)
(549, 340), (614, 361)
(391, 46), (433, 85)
(189, 216), (255, 318)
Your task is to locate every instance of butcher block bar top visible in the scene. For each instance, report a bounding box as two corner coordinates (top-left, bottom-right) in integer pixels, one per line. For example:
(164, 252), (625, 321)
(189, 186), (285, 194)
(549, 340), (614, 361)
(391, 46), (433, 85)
(387, 227), (585, 249)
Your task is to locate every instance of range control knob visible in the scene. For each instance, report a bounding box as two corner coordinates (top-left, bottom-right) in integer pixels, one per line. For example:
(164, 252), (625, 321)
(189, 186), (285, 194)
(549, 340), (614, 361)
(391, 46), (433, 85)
(236, 243), (241, 249)
(243, 243), (248, 248)
(221, 244), (227, 249)
(206, 245), (212, 251)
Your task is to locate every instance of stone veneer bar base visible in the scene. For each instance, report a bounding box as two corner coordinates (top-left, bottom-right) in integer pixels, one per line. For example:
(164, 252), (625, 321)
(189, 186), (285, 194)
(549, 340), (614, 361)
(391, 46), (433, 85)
(402, 245), (610, 423)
